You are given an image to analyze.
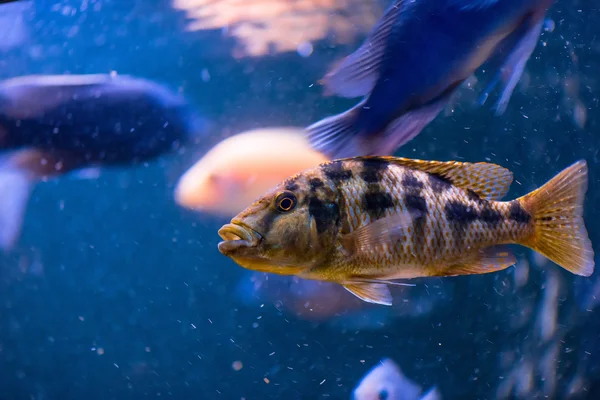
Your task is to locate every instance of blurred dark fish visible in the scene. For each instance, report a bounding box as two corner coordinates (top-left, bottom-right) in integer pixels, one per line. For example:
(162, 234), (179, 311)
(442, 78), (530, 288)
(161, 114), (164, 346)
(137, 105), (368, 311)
(0, 1), (31, 52)
(0, 74), (207, 250)
(306, 0), (554, 159)
(218, 157), (593, 306)
(352, 358), (441, 400)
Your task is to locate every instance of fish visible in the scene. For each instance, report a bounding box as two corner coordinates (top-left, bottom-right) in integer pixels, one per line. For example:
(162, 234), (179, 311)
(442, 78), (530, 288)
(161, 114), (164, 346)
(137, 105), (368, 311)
(175, 127), (328, 216)
(0, 73), (206, 251)
(305, 0), (554, 159)
(352, 358), (442, 400)
(218, 156), (594, 306)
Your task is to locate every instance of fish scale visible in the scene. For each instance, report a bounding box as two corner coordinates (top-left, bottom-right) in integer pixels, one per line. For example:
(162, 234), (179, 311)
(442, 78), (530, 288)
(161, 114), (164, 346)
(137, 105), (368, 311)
(334, 163), (514, 271)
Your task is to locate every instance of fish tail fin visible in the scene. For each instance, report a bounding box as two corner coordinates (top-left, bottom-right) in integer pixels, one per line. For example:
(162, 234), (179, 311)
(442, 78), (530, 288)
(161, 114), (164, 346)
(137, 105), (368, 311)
(0, 162), (35, 252)
(518, 160), (594, 276)
(305, 100), (366, 159)
(306, 91), (450, 159)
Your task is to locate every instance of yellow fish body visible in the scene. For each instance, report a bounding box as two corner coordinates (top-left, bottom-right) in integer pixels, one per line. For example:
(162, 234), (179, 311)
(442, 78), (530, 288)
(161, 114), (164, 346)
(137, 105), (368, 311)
(218, 157), (594, 305)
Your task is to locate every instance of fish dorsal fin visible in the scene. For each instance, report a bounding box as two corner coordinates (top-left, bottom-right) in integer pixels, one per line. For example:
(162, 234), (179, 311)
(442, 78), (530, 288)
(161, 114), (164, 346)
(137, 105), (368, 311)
(348, 156), (514, 200)
(343, 282), (392, 306)
(319, 1), (404, 98)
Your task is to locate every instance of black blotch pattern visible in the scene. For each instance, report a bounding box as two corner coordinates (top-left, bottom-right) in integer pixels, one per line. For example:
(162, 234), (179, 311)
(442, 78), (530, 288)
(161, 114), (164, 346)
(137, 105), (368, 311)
(309, 177), (324, 192)
(285, 181), (299, 191)
(363, 191), (394, 219)
(323, 161), (353, 182)
(308, 196), (340, 233)
(405, 194), (427, 214)
(360, 159), (389, 183)
(509, 201), (532, 224)
(480, 207), (503, 226)
(467, 189), (483, 202)
(445, 201), (478, 224)
(428, 173), (452, 192)
(402, 171), (424, 190)
(479, 205), (504, 226)
(406, 193), (428, 256)
(445, 201), (477, 249)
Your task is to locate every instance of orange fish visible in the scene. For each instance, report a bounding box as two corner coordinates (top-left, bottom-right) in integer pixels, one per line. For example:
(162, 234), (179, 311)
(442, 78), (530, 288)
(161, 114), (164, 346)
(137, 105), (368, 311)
(175, 127), (328, 216)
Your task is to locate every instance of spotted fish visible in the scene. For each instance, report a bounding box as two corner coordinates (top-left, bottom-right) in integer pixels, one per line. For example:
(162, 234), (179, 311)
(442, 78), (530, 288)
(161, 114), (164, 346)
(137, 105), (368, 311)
(218, 157), (594, 305)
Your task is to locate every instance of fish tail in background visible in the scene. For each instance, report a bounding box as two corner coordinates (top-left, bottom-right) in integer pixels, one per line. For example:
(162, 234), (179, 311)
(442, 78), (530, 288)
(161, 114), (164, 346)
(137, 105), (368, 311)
(375, 92), (452, 155)
(306, 89), (452, 159)
(305, 99), (367, 159)
(518, 160), (594, 276)
(479, 18), (544, 115)
(0, 156), (36, 251)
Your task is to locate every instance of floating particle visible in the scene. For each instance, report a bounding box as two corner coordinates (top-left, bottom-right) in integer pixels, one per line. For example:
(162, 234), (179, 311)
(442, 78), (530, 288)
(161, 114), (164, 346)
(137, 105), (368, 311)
(232, 361), (243, 371)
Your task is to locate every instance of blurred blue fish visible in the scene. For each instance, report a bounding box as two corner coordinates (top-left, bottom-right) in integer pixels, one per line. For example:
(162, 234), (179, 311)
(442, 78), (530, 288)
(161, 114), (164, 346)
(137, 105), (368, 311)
(0, 74), (208, 251)
(306, 0), (554, 159)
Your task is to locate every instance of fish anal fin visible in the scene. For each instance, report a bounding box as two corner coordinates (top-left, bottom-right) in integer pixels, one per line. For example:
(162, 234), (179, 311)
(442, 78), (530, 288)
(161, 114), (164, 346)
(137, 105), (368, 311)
(440, 246), (516, 276)
(343, 282), (392, 306)
(320, 1), (402, 98)
(342, 156), (513, 201)
(340, 211), (420, 257)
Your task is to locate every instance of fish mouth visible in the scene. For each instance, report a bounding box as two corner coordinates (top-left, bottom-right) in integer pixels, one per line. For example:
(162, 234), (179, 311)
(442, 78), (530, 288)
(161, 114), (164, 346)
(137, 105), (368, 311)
(218, 222), (262, 254)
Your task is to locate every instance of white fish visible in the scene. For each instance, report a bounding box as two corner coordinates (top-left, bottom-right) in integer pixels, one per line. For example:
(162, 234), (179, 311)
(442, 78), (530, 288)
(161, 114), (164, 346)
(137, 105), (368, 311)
(352, 358), (441, 400)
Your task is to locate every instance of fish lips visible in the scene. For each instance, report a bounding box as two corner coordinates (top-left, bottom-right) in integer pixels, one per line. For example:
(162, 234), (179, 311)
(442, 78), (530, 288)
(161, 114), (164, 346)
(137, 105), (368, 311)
(218, 222), (262, 255)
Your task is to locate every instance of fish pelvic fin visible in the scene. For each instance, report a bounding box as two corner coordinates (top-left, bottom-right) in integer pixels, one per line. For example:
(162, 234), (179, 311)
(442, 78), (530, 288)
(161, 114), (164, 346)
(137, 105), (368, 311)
(343, 282), (392, 306)
(305, 100), (367, 159)
(518, 160), (594, 276)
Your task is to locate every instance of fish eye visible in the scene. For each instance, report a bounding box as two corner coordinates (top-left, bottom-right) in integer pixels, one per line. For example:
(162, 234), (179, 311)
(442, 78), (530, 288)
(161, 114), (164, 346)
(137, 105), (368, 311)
(275, 191), (297, 213)
(377, 389), (388, 400)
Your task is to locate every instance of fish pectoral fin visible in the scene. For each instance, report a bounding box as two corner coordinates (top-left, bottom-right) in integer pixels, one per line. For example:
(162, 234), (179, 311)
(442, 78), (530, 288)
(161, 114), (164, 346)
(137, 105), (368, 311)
(440, 246), (516, 276)
(343, 282), (392, 306)
(341, 155), (513, 201)
(319, 1), (402, 98)
(305, 99), (368, 159)
(481, 17), (544, 115)
(340, 211), (421, 258)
